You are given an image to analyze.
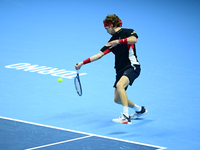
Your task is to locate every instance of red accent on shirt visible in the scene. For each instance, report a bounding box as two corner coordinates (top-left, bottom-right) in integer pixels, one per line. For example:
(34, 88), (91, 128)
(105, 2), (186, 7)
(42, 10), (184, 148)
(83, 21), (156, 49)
(103, 49), (111, 55)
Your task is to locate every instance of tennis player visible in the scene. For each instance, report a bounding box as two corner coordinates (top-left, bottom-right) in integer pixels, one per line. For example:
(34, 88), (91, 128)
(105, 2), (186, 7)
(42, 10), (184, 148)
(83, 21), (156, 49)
(75, 14), (147, 124)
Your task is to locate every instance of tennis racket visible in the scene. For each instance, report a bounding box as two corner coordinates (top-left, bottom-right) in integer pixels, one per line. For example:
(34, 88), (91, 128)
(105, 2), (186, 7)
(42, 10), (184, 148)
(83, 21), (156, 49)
(74, 66), (82, 96)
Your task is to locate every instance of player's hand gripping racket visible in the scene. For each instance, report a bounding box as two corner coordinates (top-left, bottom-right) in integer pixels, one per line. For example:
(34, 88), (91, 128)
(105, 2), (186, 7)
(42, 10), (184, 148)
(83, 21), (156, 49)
(74, 64), (82, 96)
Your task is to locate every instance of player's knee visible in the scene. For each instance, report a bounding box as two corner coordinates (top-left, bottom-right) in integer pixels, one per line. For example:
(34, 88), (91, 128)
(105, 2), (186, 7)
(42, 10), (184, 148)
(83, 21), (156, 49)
(116, 83), (124, 90)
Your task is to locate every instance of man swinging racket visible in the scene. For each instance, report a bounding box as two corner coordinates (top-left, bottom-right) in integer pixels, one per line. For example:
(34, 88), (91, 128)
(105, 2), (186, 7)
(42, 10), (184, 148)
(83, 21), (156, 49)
(75, 14), (147, 124)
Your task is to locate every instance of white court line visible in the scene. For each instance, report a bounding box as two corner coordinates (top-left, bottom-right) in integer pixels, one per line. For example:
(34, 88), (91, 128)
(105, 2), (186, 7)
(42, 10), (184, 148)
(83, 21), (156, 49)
(0, 116), (167, 150)
(25, 135), (92, 150)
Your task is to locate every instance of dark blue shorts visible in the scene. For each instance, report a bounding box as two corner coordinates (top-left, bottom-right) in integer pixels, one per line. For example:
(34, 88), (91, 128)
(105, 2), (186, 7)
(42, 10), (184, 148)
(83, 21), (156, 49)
(114, 65), (141, 90)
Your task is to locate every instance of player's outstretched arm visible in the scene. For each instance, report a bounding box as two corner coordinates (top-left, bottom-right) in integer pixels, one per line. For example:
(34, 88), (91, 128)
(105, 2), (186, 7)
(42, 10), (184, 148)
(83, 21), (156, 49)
(75, 51), (104, 70)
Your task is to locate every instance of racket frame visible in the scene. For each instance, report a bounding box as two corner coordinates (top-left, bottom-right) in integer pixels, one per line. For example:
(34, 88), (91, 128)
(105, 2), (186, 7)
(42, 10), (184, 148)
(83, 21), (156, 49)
(74, 70), (82, 96)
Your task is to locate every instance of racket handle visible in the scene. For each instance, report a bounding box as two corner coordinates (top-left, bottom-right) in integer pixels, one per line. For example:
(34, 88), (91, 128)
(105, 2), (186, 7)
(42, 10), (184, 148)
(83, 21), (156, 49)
(76, 63), (79, 73)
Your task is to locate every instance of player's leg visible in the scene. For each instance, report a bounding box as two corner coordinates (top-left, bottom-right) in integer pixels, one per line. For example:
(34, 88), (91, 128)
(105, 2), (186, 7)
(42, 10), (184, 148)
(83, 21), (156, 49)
(114, 74), (147, 120)
(114, 88), (135, 108)
(115, 75), (129, 106)
(119, 66), (147, 119)
(112, 75), (132, 124)
(114, 83), (144, 114)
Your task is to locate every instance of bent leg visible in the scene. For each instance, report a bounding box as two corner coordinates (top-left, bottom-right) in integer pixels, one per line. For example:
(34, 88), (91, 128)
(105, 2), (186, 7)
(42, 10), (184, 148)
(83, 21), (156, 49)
(115, 76), (136, 107)
(114, 88), (135, 108)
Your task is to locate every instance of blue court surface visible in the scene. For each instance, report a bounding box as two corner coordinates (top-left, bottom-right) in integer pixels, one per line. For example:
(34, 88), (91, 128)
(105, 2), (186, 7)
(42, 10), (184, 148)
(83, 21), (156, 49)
(0, 0), (200, 150)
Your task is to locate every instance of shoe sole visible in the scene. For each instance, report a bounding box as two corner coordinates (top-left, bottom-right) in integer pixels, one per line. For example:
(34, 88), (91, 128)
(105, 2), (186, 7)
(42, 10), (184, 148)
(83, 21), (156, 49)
(122, 122), (132, 124)
(112, 120), (132, 124)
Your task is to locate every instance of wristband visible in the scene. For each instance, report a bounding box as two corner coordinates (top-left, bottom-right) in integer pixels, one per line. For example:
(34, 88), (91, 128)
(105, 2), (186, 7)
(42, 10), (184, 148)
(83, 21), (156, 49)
(83, 58), (91, 64)
(120, 38), (128, 44)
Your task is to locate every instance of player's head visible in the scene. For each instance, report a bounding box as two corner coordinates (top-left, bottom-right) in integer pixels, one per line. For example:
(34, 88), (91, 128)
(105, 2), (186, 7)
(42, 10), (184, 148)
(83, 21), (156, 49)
(103, 14), (122, 28)
(103, 14), (122, 35)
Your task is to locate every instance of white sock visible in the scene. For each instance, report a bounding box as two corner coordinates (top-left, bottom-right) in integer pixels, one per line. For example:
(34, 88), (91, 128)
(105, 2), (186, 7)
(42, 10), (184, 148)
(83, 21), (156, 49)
(123, 106), (129, 117)
(133, 104), (141, 112)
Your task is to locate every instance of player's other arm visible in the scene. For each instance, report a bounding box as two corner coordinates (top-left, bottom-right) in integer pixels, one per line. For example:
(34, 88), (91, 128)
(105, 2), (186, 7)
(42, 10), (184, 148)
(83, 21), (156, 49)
(75, 51), (105, 70)
(106, 36), (137, 48)
(126, 36), (137, 44)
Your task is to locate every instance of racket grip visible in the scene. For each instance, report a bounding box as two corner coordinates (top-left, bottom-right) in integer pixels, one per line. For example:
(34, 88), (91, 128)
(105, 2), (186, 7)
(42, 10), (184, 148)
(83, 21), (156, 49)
(76, 63), (80, 73)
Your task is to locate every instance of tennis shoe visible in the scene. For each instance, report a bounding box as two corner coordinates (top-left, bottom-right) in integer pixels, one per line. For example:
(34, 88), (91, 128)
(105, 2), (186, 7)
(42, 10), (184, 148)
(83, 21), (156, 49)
(130, 106), (148, 119)
(112, 114), (131, 124)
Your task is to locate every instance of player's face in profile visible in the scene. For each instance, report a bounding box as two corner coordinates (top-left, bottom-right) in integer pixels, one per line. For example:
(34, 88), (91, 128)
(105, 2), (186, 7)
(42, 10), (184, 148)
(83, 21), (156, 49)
(105, 26), (115, 35)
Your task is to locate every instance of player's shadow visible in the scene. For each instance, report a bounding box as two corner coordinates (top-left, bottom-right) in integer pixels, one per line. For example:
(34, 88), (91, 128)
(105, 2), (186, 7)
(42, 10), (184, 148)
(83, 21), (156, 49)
(132, 118), (154, 127)
(131, 118), (144, 120)
(108, 131), (128, 135)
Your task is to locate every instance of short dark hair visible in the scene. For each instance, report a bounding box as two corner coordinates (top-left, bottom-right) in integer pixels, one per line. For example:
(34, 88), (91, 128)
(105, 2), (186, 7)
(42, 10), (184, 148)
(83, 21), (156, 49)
(103, 14), (121, 27)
